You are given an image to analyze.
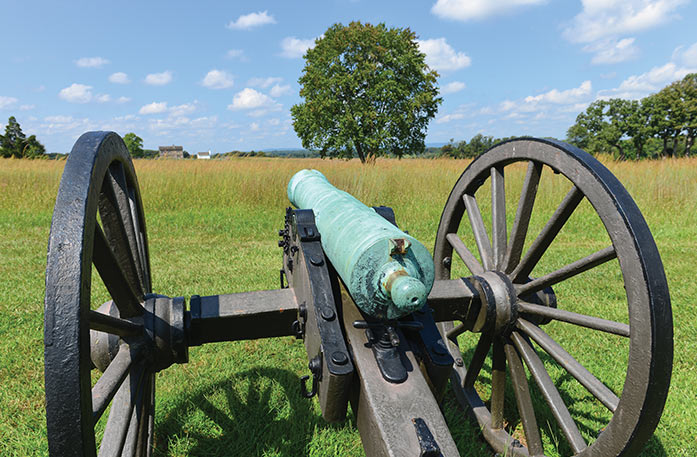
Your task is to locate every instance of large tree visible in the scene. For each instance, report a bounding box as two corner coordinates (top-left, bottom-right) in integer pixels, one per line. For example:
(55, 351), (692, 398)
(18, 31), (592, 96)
(0, 116), (45, 158)
(123, 132), (144, 158)
(291, 22), (442, 163)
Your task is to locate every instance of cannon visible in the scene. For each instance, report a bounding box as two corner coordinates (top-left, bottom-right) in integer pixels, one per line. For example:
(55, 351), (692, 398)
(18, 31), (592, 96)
(44, 131), (673, 456)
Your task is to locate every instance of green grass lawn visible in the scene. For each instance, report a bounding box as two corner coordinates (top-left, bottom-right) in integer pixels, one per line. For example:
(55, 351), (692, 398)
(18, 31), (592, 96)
(1, 155), (695, 456)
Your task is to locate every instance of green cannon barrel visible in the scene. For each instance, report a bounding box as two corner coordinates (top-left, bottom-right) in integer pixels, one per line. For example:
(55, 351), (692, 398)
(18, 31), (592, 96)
(287, 169), (434, 320)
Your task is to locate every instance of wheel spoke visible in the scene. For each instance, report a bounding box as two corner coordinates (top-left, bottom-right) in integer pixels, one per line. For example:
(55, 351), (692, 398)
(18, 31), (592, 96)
(92, 345), (134, 423)
(123, 373), (153, 457)
(504, 338), (544, 456)
(97, 362), (147, 457)
(517, 301), (630, 337)
(490, 338), (506, 429)
(89, 310), (143, 338)
(511, 331), (587, 454)
(93, 224), (143, 318)
(491, 166), (507, 269)
(503, 161), (542, 274)
(110, 163), (146, 293)
(139, 375), (155, 457)
(463, 194), (494, 270)
(516, 246), (617, 296)
(446, 233), (485, 275)
(511, 186), (584, 283)
(463, 333), (493, 388)
(517, 318), (619, 412)
(128, 187), (151, 293)
(99, 163), (145, 299)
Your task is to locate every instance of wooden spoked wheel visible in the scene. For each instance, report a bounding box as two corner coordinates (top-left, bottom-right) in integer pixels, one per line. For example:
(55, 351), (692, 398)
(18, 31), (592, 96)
(433, 139), (672, 456)
(44, 132), (155, 456)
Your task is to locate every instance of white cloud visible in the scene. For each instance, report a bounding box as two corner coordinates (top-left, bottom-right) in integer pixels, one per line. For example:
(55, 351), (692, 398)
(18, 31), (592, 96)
(227, 88), (281, 115)
(483, 80), (594, 128)
(250, 122), (260, 131)
(169, 102), (197, 117)
(431, 0), (546, 21)
(59, 83), (93, 103)
(280, 37), (317, 58)
(417, 38), (471, 71)
(523, 80), (592, 105)
(441, 81), (466, 94)
(202, 69), (234, 89)
(145, 71), (173, 86)
(270, 84), (291, 97)
(585, 37), (640, 64)
(227, 11), (276, 30)
(249, 76), (283, 88)
(599, 62), (695, 99)
(0, 96), (18, 109)
(41, 115), (93, 134)
(109, 72), (130, 84)
(676, 41), (697, 66)
(563, 0), (688, 44)
(19, 104), (35, 111)
(76, 57), (110, 68)
(45, 115), (74, 123)
(116, 96), (131, 104)
(139, 102), (168, 115)
(96, 94), (111, 103)
(436, 113), (465, 124)
(226, 49), (245, 59)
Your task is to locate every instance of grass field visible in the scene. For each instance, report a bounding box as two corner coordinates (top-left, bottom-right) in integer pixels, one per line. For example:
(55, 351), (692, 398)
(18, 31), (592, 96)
(1, 155), (695, 456)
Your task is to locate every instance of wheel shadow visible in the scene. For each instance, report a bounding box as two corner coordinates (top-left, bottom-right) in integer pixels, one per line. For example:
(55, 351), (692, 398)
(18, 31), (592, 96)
(445, 341), (669, 456)
(154, 367), (355, 456)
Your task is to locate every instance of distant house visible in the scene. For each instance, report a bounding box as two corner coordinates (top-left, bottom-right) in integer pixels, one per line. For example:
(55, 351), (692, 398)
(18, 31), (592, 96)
(197, 150), (211, 160)
(158, 145), (184, 159)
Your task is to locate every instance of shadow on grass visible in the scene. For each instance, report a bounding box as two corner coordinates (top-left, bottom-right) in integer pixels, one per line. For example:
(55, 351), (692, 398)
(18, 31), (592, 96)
(154, 367), (354, 456)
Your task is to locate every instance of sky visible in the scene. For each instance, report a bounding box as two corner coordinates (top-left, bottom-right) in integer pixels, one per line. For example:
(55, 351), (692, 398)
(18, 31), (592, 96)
(1, 0), (697, 154)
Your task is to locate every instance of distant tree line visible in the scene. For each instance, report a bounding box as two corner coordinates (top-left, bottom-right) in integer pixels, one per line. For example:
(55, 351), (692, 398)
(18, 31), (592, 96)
(438, 134), (522, 159)
(0, 116), (46, 158)
(566, 73), (696, 160)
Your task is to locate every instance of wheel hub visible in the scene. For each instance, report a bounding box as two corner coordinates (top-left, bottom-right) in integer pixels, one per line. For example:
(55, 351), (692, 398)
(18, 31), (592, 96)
(90, 294), (188, 373)
(471, 271), (518, 335)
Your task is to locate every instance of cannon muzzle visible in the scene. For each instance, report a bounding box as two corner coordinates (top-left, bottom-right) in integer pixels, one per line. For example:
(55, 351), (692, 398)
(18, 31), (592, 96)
(288, 169), (434, 320)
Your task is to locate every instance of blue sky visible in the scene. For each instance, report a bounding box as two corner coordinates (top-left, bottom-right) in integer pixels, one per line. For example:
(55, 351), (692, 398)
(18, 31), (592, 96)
(1, 0), (696, 154)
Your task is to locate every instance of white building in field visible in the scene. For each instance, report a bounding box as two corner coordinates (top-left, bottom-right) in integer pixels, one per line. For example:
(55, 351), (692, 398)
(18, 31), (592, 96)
(197, 150), (211, 160)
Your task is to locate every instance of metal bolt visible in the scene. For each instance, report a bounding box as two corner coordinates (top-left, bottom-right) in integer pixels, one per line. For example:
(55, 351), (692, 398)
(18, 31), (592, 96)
(321, 308), (335, 321)
(308, 356), (321, 374)
(455, 357), (464, 367)
(310, 255), (324, 266)
(331, 351), (348, 365)
(431, 341), (447, 356)
(442, 256), (452, 268)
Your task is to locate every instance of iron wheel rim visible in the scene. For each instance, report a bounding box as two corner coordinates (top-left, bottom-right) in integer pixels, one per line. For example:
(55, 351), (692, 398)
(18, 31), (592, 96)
(44, 131), (155, 456)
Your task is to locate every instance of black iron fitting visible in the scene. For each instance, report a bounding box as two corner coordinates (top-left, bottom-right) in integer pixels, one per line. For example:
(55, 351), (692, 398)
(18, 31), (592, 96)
(294, 211), (353, 377)
(355, 320), (409, 383)
(300, 354), (322, 398)
(412, 418), (443, 457)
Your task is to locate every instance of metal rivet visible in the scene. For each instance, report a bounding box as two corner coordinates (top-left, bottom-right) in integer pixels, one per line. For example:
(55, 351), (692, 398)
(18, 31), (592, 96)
(431, 342), (447, 356)
(455, 357), (464, 367)
(331, 351), (348, 365)
(321, 308), (335, 321)
(442, 257), (452, 268)
(310, 255), (324, 266)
